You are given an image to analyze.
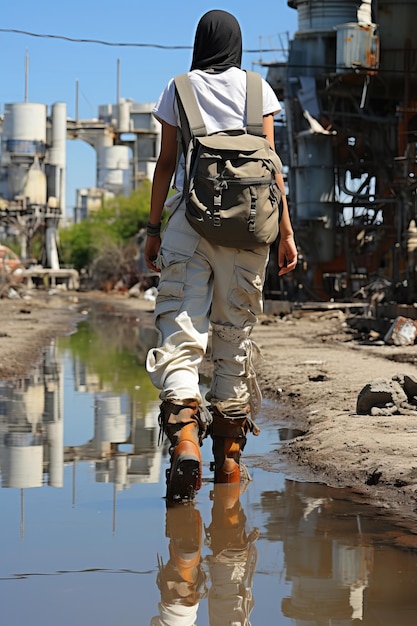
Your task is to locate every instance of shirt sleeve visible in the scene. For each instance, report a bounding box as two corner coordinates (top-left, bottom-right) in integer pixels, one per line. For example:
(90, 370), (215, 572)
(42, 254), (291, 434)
(262, 78), (281, 116)
(152, 78), (177, 126)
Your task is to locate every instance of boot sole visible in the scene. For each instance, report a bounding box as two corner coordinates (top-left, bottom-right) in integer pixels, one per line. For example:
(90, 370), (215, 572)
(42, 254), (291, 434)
(166, 458), (201, 503)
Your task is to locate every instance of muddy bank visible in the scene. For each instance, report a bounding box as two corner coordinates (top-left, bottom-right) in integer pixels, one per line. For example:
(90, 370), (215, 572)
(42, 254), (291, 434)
(253, 309), (417, 522)
(0, 290), (154, 379)
(1, 290), (417, 523)
(0, 293), (82, 379)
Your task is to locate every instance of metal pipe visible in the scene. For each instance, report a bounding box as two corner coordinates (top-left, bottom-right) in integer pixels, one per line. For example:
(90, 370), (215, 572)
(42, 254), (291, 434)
(75, 79), (79, 123)
(117, 58), (120, 103)
(24, 50), (29, 103)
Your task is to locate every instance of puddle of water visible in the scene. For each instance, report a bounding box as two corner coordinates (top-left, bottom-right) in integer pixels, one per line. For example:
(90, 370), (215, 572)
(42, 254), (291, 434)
(1, 313), (417, 625)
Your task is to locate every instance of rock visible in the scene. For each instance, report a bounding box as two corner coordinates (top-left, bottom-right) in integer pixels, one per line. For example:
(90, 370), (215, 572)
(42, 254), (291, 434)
(128, 283), (142, 298)
(393, 373), (417, 405)
(356, 375), (408, 415)
(357, 378), (398, 414)
(356, 374), (417, 415)
(384, 316), (417, 346)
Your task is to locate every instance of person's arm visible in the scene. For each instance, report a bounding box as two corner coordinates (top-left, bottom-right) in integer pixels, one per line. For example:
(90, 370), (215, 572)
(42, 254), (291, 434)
(144, 120), (177, 272)
(263, 114), (298, 276)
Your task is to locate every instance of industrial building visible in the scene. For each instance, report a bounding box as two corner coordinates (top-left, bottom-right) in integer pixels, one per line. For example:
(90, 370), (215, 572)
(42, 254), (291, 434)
(265, 0), (417, 302)
(0, 94), (159, 272)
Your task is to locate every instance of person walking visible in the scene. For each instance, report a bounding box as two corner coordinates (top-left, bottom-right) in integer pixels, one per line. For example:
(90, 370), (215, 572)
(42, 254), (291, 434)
(145, 10), (297, 503)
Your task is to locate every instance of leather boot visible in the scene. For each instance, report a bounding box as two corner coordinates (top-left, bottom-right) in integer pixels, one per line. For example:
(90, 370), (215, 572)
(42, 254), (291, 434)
(155, 504), (205, 611)
(159, 400), (205, 503)
(209, 408), (260, 484)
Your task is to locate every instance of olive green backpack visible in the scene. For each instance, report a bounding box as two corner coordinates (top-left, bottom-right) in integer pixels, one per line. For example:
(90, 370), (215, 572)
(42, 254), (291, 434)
(174, 71), (282, 249)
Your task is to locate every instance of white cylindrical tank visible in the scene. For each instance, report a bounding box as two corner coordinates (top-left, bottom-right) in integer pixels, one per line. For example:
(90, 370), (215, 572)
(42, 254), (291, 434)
(98, 145), (132, 196)
(2, 103), (48, 203)
(2, 434), (43, 488)
(99, 145), (130, 172)
(95, 393), (127, 445)
(3, 103), (47, 152)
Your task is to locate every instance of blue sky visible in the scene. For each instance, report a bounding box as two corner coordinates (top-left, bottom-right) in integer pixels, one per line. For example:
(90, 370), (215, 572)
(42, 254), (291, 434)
(1, 1), (297, 214)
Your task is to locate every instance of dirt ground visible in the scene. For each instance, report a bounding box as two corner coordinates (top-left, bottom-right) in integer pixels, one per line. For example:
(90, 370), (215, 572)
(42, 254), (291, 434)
(1, 289), (417, 525)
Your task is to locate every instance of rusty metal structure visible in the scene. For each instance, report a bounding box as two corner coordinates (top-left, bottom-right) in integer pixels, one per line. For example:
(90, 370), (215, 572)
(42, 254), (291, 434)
(265, 0), (417, 302)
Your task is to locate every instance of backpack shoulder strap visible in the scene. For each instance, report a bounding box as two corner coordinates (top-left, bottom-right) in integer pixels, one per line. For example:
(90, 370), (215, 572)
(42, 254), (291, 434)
(174, 73), (207, 138)
(245, 70), (264, 137)
(175, 71), (264, 137)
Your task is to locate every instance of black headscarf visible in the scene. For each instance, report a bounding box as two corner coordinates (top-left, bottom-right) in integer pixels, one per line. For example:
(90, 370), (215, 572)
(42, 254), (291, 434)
(190, 10), (242, 73)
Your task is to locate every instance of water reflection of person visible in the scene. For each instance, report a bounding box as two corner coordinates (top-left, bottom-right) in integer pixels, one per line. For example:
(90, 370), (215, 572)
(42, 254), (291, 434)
(151, 504), (205, 626)
(152, 485), (259, 625)
(205, 484), (259, 626)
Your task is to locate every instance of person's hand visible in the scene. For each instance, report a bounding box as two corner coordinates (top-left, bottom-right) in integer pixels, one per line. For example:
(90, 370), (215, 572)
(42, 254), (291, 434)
(145, 235), (161, 272)
(278, 234), (297, 276)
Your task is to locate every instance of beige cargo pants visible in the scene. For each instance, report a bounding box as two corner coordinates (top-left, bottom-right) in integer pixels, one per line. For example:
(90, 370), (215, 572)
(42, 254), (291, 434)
(146, 201), (269, 418)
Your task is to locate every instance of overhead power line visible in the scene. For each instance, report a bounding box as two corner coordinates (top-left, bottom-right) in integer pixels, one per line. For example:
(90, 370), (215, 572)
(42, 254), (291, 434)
(0, 28), (285, 54)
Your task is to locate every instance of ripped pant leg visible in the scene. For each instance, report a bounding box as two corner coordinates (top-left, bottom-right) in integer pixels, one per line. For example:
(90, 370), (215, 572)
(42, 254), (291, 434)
(207, 323), (262, 418)
(197, 244), (268, 483)
(201, 244), (269, 418)
(206, 324), (262, 483)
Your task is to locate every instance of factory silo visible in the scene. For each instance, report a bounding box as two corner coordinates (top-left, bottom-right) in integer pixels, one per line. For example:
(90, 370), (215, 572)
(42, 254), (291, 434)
(94, 393), (128, 456)
(2, 103), (47, 204)
(98, 145), (132, 197)
(2, 433), (43, 489)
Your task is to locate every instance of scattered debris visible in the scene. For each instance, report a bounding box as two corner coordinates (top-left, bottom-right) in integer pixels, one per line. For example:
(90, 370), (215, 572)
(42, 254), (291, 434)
(353, 277), (392, 315)
(308, 374), (329, 382)
(143, 287), (158, 302)
(346, 314), (391, 343)
(356, 373), (417, 415)
(384, 316), (417, 346)
(365, 469), (382, 485)
(128, 283), (142, 298)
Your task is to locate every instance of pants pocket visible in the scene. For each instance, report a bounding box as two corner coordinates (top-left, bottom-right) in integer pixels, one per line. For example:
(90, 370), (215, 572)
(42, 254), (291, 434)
(155, 250), (188, 308)
(228, 251), (268, 321)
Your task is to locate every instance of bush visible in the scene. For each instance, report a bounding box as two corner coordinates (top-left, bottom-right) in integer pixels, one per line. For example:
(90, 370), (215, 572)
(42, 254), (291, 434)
(59, 182), (152, 274)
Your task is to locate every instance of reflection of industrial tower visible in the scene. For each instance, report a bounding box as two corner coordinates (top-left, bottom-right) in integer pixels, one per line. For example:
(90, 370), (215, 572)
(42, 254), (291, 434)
(0, 342), (63, 490)
(94, 395), (163, 488)
(0, 342), (63, 537)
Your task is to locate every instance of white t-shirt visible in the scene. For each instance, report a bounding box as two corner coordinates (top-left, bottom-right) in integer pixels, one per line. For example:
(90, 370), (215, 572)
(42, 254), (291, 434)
(153, 67), (281, 133)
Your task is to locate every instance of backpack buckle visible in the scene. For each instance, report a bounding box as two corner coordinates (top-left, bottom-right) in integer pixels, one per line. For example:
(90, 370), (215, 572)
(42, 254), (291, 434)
(213, 194), (222, 227)
(248, 187), (257, 232)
